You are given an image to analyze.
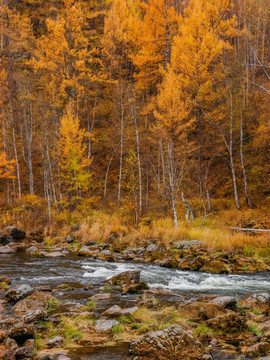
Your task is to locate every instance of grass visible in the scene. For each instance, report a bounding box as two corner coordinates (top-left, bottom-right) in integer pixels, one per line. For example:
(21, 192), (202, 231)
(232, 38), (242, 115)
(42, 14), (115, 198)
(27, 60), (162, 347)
(247, 321), (263, 337)
(194, 324), (214, 338)
(46, 298), (59, 313)
(1, 200), (269, 261)
(113, 324), (124, 334)
(86, 301), (96, 311)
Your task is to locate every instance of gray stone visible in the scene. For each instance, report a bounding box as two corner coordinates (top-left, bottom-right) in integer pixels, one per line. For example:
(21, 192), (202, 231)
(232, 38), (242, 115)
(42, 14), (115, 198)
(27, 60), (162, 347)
(14, 345), (34, 358)
(26, 246), (38, 253)
(95, 319), (119, 333)
(120, 306), (138, 315)
(89, 293), (111, 301)
(5, 284), (34, 303)
(66, 235), (73, 243)
(0, 245), (15, 254)
(78, 246), (92, 256)
(46, 336), (63, 348)
(175, 240), (201, 249)
(146, 244), (158, 252)
(210, 296), (237, 309)
(45, 251), (65, 258)
(103, 305), (122, 316)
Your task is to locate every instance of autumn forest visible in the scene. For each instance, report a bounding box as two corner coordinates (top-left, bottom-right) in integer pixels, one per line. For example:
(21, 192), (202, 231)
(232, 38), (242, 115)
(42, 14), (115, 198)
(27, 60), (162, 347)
(0, 0), (270, 229)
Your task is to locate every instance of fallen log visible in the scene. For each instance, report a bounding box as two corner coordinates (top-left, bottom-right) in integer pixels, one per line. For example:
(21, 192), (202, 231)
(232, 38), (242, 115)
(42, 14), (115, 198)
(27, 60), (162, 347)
(229, 227), (270, 233)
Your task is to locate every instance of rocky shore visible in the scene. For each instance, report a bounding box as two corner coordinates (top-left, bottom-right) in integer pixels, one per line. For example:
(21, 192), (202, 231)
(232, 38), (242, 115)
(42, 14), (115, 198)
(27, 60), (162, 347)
(1, 226), (270, 359)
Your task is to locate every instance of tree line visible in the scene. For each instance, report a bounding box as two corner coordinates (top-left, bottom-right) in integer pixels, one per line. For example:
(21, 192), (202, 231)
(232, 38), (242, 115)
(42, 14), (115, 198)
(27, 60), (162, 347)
(0, 0), (269, 226)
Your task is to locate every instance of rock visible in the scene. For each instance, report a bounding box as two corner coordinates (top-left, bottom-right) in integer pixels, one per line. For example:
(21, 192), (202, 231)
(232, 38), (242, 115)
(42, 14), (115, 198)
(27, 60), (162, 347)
(103, 305), (122, 316)
(242, 342), (270, 357)
(199, 260), (230, 274)
(5, 285), (34, 303)
(103, 305), (138, 317)
(129, 324), (205, 360)
(8, 324), (34, 346)
(174, 240), (201, 249)
(89, 293), (111, 301)
(26, 246), (38, 254)
(21, 309), (46, 323)
(23, 339), (34, 347)
(108, 270), (141, 286)
(45, 251), (65, 258)
(189, 256), (206, 271)
(206, 313), (246, 333)
(95, 319), (119, 333)
(179, 302), (227, 321)
(14, 345), (34, 359)
(13, 299), (45, 314)
(0, 346), (15, 360)
(160, 258), (178, 269)
(210, 296), (237, 309)
(146, 244), (158, 252)
(5, 338), (18, 351)
(241, 293), (270, 310)
(259, 320), (270, 333)
(0, 246), (15, 254)
(36, 354), (53, 360)
(122, 282), (149, 294)
(46, 336), (63, 348)
(66, 235), (73, 243)
(120, 306), (138, 315)
(77, 246), (93, 256)
(57, 356), (71, 360)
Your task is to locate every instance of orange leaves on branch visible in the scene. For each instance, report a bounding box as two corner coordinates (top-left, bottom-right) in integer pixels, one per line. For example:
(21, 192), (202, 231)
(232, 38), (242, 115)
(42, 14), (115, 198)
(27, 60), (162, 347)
(0, 153), (16, 180)
(58, 103), (92, 196)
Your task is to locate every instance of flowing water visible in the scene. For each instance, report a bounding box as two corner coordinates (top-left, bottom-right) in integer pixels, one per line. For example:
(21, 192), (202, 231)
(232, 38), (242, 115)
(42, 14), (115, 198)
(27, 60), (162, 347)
(1, 253), (270, 297)
(1, 253), (270, 359)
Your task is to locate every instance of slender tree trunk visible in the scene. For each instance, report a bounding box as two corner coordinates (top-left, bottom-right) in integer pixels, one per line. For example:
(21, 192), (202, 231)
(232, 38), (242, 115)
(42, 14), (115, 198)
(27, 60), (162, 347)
(118, 85), (124, 208)
(9, 98), (21, 199)
(229, 89), (241, 210)
(196, 104), (207, 223)
(167, 141), (178, 229)
(240, 112), (253, 208)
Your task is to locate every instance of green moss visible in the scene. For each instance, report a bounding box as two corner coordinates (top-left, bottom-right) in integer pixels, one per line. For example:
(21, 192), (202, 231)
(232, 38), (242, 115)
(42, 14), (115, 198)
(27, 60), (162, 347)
(86, 300), (95, 310)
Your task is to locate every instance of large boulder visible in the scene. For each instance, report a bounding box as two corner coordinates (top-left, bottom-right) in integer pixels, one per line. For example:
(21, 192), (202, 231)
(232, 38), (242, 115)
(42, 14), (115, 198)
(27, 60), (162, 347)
(108, 270), (141, 286)
(14, 345), (34, 359)
(95, 319), (119, 333)
(108, 270), (149, 294)
(129, 324), (206, 360)
(210, 296), (237, 309)
(240, 293), (270, 313)
(199, 260), (230, 274)
(13, 299), (45, 314)
(179, 302), (227, 321)
(206, 313), (246, 333)
(5, 285), (34, 303)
